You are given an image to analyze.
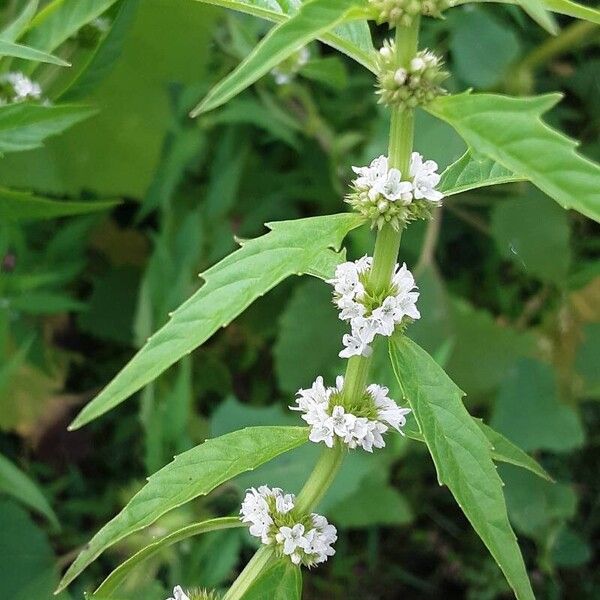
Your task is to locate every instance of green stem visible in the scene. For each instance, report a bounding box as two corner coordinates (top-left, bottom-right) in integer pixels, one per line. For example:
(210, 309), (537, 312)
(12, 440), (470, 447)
(223, 17), (421, 599)
(222, 546), (275, 600)
(295, 441), (345, 513)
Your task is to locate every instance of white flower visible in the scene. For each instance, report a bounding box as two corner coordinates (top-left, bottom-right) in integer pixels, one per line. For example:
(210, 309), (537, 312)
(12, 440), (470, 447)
(340, 317), (377, 358)
(1, 72), (41, 102)
(373, 167), (413, 203)
(291, 376), (411, 452)
(337, 295), (365, 321)
(410, 152), (444, 202)
(370, 295), (401, 337)
(276, 524), (308, 563)
(240, 486), (297, 544)
(167, 586), (190, 600)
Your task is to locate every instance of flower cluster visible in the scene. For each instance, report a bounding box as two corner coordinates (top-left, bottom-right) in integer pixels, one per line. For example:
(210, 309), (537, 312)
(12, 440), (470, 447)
(166, 587), (220, 600)
(368, 0), (456, 28)
(240, 486), (337, 567)
(271, 47), (310, 85)
(0, 72), (41, 104)
(346, 153), (443, 229)
(291, 376), (411, 451)
(328, 256), (420, 357)
(376, 41), (447, 110)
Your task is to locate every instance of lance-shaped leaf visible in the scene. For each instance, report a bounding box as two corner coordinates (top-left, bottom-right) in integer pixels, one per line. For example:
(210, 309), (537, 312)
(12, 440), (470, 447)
(0, 187), (119, 220)
(69, 213), (364, 429)
(516, 0), (558, 33)
(241, 558), (303, 600)
(403, 417), (552, 482)
(0, 0), (38, 42)
(194, 0), (376, 72)
(0, 103), (95, 154)
(428, 92), (600, 222)
(191, 0), (369, 116)
(439, 150), (524, 197)
(389, 336), (535, 600)
(56, 426), (308, 592)
(0, 453), (59, 529)
(543, 0), (600, 22)
(93, 517), (242, 598)
(0, 39), (70, 65)
(24, 0), (119, 55)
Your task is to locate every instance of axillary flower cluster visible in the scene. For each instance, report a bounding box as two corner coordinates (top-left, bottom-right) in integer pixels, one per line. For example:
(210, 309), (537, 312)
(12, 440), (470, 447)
(0, 72), (42, 104)
(240, 486), (337, 566)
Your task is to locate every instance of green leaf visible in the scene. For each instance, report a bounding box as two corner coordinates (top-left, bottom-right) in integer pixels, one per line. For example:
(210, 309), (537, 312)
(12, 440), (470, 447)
(191, 0), (369, 115)
(0, 39), (70, 65)
(517, 0), (558, 34)
(241, 558), (302, 600)
(25, 0), (120, 54)
(60, 0), (140, 101)
(93, 517), (242, 598)
(0, 187), (119, 220)
(56, 425), (308, 592)
(0, 453), (59, 528)
(491, 358), (584, 453)
(475, 421), (553, 482)
(449, 8), (522, 88)
(439, 150), (523, 197)
(491, 189), (572, 283)
(541, 0), (600, 24)
(428, 92), (600, 222)
(0, 103), (96, 155)
(389, 335), (534, 600)
(0, 0), (39, 43)
(194, 0), (376, 72)
(69, 213), (363, 429)
(274, 278), (345, 394)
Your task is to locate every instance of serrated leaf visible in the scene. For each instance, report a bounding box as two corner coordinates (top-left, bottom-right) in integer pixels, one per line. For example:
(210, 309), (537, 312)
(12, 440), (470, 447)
(241, 557), (302, 600)
(69, 213), (363, 429)
(0, 103), (96, 155)
(389, 335), (534, 600)
(194, 0), (376, 72)
(0, 187), (119, 220)
(428, 92), (600, 222)
(93, 517), (242, 598)
(0, 39), (69, 65)
(192, 0), (369, 115)
(439, 150), (524, 197)
(56, 425), (308, 592)
(24, 0), (119, 55)
(0, 0), (38, 43)
(475, 421), (553, 482)
(0, 453), (59, 528)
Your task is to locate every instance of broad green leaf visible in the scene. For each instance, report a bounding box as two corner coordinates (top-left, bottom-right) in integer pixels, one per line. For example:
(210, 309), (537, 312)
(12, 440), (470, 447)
(93, 517), (242, 598)
(0, 39), (69, 65)
(69, 213), (363, 429)
(56, 425), (308, 591)
(475, 421), (553, 482)
(0, 103), (95, 154)
(389, 335), (534, 600)
(24, 0), (119, 55)
(439, 151), (523, 197)
(60, 0), (140, 101)
(241, 557), (302, 600)
(192, 0), (369, 115)
(491, 358), (584, 453)
(0, 0), (39, 43)
(491, 189), (571, 283)
(0, 187), (119, 220)
(449, 8), (522, 88)
(0, 453), (59, 528)
(194, 0), (376, 72)
(428, 93), (600, 222)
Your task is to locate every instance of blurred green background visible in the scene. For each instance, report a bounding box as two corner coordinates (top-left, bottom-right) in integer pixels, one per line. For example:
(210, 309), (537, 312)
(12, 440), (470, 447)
(0, 0), (598, 598)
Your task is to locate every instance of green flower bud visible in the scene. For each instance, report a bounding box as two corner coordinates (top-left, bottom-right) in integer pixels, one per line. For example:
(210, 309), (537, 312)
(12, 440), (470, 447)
(368, 0), (456, 28)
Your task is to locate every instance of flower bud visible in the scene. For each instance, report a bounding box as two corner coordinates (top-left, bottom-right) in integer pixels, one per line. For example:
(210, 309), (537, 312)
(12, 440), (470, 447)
(368, 0), (456, 28)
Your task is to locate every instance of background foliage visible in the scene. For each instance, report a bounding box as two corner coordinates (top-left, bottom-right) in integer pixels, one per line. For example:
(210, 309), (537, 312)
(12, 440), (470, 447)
(0, 0), (598, 598)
